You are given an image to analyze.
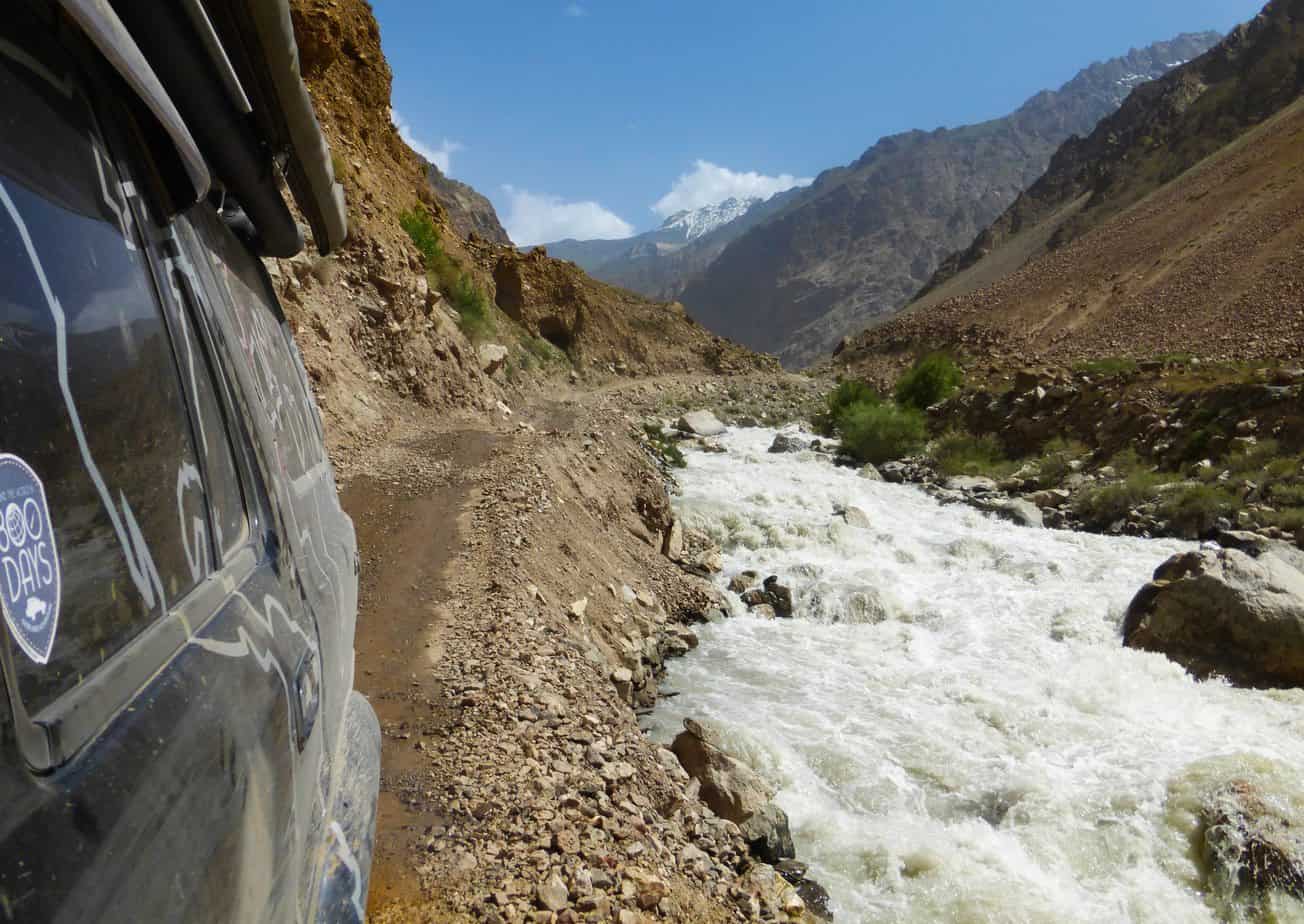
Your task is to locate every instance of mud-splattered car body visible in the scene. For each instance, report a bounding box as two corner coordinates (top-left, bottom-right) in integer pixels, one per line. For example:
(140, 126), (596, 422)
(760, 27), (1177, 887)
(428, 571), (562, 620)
(0, 1), (377, 921)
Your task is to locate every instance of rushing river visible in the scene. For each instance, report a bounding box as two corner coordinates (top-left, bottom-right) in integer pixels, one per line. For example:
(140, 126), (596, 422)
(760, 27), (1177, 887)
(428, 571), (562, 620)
(649, 427), (1304, 923)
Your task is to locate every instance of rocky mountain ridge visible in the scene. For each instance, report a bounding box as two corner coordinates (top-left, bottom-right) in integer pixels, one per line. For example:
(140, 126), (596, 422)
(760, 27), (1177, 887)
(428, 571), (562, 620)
(921, 0), (1304, 297)
(660, 197), (763, 241)
(543, 190), (802, 302)
(842, 0), (1304, 371)
(677, 32), (1222, 367)
(423, 158), (512, 245)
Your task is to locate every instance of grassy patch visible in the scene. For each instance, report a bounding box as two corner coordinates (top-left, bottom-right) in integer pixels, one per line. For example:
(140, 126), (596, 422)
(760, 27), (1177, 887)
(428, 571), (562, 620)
(1266, 507), (1304, 532)
(1266, 481), (1304, 509)
(931, 431), (1021, 479)
(1226, 438), (1282, 475)
(1156, 483), (1239, 538)
(1034, 437), (1090, 487)
(1072, 450), (1170, 525)
(522, 335), (567, 366)
(1073, 357), (1139, 377)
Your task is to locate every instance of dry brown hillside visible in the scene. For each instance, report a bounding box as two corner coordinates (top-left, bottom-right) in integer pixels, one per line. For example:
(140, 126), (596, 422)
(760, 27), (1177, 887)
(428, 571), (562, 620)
(838, 0), (1304, 375)
(841, 94), (1304, 375)
(278, 0), (768, 467)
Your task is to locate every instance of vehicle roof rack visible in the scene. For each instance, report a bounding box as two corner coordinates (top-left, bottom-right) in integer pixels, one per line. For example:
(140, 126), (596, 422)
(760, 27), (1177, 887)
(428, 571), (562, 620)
(61, 0), (347, 258)
(56, 0), (210, 205)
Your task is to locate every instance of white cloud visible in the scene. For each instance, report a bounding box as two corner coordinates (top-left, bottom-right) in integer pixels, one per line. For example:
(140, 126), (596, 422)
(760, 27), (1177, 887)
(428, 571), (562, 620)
(390, 109), (463, 175)
(501, 185), (634, 245)
(564, 2), (587, 16)
(652, 160), (813, 217)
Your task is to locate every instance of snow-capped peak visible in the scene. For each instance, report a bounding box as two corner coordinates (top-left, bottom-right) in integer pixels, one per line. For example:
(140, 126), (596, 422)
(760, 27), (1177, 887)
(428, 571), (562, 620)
(660, 197), (761, 241)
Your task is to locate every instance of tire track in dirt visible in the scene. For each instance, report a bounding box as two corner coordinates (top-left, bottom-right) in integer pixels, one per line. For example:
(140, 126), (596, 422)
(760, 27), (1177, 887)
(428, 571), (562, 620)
(341, 427), (499, 917)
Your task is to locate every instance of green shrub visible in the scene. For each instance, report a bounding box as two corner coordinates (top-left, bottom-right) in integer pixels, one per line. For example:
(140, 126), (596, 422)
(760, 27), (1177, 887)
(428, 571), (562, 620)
(931, 430), (1019, 478)
(1227, 439), (1282, 475)
(1073, 455), (1168, 526)
(1034, 438), (1089, 487)
(895, 354), (962, 411)
(642, 424), (686, 469)
(449, 275), (494, 340)
(1268, 483), (1304, 508)
(838, 402), (926, 465)
(1266, 507), (1304, 532)
(1074, 480), (1149, 526)
(399, 209), (441, 266)
(401, 208), (463, 294)
(1264, 456), (1303, 481)
(401, 208), (496, 341)
(813, 380), (880, 436)
(1156, 484), (1239, 538)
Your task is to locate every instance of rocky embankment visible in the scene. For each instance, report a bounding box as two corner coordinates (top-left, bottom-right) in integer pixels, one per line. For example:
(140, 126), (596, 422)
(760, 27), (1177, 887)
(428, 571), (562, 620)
(863, 362), (1304, 545)
(351, 377), (831, 924)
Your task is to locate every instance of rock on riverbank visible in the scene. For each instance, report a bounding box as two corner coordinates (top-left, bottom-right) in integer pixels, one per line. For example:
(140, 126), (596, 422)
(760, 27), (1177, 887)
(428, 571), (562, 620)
(1123, 540), (1304, 688)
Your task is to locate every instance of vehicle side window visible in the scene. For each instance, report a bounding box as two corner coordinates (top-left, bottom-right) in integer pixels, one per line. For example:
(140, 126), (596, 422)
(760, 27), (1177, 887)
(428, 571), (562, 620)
(161, 264), (249, 562)
(0, 21), (210, 711)
(189, 208), (325, 482)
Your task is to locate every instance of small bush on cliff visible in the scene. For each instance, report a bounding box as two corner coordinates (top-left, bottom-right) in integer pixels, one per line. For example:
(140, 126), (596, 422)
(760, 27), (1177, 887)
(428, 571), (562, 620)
(400, 208), (495, 340)
(839, 402), (926, 465)
(641, 424), (686, 469)
(813, 380), (880, 436)
(400, 208), (441, 267)
(895, 354), (962, 410)
(450, 275), (494, 340)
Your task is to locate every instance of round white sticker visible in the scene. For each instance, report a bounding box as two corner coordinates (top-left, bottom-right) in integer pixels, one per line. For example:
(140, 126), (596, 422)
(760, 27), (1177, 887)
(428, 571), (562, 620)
(0, 454), (61, 664)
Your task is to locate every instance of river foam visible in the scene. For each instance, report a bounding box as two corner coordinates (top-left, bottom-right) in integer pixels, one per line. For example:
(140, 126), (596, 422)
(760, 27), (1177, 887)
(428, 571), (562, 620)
(649, 427), (1304, 923)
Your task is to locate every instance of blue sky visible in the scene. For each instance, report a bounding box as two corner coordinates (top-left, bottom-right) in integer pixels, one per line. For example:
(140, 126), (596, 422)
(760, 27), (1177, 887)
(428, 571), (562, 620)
(374, 0), (1264, 245)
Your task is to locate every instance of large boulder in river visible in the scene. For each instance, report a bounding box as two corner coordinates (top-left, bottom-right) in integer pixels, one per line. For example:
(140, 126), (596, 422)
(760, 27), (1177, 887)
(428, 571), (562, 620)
(944, 475), (998, 495)
(671, 719), (772, 822)
(1123, 545), (1304, 688)
(975, 497), (1044, 529)
(768, 433), (809, 454)
(740, 803), (796, 863)
(671, 719), (795, 863)
(763, 576), (795, 617)
(676, 410), (726, 437)
(1201, 779), (1304, 899)
(738, 577), (796, 618)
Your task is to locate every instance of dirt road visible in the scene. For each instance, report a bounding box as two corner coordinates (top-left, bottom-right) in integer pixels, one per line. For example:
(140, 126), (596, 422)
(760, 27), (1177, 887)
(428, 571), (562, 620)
(343, 423), (500, 916)
(336, 376), (825, 923)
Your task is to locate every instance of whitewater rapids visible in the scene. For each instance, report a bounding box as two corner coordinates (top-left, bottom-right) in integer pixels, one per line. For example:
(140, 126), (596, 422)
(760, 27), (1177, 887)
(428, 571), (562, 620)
(649, 427), (1304, 923)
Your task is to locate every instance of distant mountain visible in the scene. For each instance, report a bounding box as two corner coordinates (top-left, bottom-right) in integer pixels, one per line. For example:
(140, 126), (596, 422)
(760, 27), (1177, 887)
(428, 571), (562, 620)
(543, 192), (801, 301)
(841, 0), (1304, 369)
(678, 31), (1223, 367)
(660, 197), (762, 241)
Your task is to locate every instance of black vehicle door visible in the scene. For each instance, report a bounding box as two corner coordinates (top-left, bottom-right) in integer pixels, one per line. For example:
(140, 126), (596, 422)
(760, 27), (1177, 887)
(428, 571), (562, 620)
(0, 7), (323, 921)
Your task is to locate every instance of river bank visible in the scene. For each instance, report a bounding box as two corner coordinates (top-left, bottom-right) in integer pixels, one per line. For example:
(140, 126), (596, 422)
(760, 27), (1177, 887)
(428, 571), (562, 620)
(649, 425), (1304, 922)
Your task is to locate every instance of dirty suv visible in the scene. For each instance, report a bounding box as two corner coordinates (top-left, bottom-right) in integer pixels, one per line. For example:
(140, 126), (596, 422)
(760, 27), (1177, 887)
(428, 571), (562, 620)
(0, 1), (378, 921)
